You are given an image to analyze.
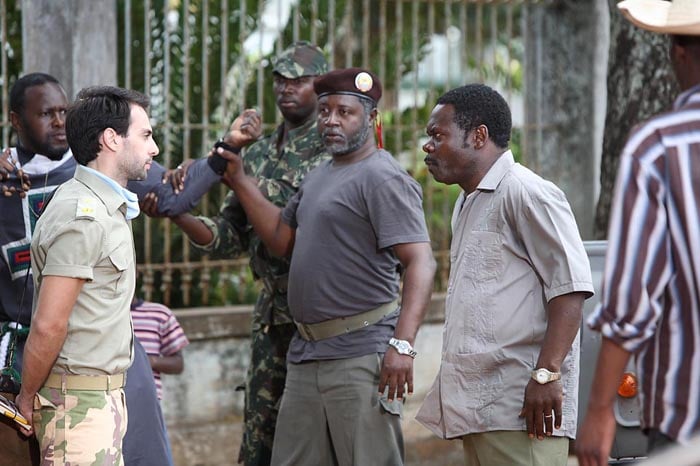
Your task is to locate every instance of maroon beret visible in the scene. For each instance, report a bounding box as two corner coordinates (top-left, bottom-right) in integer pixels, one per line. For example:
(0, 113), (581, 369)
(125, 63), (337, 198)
(313, 67), (382, 104)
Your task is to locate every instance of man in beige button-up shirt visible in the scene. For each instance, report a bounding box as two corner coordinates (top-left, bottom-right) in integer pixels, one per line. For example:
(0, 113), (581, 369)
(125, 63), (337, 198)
(417, 84), (593, 466)
(16, 86), (159, 465)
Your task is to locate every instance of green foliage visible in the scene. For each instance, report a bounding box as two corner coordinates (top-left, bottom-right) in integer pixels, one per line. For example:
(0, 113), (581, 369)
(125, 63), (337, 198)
(510, 127), (523, 164)
(0, 0), (524, 308)
(121, 0), (528, 307)
(0, 0), (530, 307)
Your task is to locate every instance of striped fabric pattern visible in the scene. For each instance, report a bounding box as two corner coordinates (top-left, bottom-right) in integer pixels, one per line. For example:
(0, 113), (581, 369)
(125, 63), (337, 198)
(130, 300), (189, 400)
(588, 85), (700, 443)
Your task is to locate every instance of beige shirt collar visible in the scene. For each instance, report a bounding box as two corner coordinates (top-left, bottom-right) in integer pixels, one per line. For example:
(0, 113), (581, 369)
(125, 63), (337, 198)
(73, 165), (127, 216)
(476, 149), (514, 192)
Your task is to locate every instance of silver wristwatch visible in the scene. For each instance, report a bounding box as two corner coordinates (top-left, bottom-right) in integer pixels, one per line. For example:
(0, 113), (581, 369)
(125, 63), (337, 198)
(388, 338), (417, 358)
(531, 368), (561, 384)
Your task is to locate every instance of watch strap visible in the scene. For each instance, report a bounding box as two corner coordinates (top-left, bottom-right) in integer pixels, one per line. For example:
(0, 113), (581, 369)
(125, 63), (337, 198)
(389, 337), (417, 358)
(531, 368), (561, 384)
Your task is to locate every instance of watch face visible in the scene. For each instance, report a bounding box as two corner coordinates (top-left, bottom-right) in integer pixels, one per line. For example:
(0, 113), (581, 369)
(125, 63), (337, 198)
(389, 338), (416, 357)
(536, 370), (548, 384)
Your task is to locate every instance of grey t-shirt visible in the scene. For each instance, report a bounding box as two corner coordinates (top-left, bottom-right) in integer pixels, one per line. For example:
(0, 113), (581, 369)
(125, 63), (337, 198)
(281, 150), (430, 362)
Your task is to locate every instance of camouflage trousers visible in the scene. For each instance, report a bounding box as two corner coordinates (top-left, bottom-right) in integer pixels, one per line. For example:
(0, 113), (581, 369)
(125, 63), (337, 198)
(238, 322), (296, 466)
(33, 386), (127, 466)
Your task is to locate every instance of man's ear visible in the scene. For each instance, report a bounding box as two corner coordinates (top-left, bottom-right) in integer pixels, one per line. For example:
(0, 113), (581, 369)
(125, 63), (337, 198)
(473, 125), (489, 150)
(9, 111), (21, 133)
(101, 127), (121, 153)
(369, 107), (378, 123)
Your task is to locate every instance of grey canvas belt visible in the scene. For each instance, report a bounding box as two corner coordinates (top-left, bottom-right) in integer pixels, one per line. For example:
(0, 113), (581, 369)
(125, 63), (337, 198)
(294, 299), (399, 342)
(44, 372), (126, 391)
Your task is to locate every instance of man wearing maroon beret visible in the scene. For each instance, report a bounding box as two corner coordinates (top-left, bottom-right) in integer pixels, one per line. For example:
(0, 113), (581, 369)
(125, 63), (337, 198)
(216, 67), (436, 465)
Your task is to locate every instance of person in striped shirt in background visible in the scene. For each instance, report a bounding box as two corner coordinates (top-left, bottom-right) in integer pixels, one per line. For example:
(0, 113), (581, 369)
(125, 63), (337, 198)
(130, 297), (190, 399)
(577, 1), (700, 465)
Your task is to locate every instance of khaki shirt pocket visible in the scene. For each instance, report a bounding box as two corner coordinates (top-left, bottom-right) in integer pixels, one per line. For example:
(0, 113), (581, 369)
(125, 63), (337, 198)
(98, 248), (133, 298)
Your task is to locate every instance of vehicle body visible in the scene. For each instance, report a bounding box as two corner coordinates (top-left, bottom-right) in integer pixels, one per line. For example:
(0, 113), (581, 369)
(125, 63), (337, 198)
(579, 241), (647, 463)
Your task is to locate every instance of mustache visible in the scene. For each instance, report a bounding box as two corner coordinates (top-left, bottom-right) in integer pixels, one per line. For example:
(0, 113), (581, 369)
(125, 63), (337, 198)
(321, 130), (344, 138)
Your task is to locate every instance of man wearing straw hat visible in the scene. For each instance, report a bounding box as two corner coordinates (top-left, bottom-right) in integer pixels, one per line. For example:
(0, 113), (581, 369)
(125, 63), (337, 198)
(577, 1), (700, 464)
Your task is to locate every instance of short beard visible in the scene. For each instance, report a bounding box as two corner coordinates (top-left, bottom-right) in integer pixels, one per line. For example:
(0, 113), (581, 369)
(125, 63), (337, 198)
(129, 167), (148, 181)
(326, 121), (370, 156)
(19, 121), (68, 160)
(39, 143), (68, 160)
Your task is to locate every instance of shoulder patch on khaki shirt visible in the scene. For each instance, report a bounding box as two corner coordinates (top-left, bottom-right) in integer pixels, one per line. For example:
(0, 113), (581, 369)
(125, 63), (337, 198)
(75, 197), (97, 219)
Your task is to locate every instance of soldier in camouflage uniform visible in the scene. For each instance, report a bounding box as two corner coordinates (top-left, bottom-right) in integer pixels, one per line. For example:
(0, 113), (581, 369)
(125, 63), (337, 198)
(171, 42), (329, 465)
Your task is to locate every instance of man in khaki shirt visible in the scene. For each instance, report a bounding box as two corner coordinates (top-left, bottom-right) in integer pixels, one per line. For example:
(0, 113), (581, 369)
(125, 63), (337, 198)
(417, 84), (593, 466)
(16, 86), (159, 464)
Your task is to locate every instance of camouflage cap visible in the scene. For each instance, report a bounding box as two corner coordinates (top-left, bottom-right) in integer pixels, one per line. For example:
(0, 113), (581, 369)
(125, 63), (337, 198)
(272, 41), (328, 79)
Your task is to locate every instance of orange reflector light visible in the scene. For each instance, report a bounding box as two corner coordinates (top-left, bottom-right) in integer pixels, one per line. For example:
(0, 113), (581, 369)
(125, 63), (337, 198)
(617, 372), (638, 398)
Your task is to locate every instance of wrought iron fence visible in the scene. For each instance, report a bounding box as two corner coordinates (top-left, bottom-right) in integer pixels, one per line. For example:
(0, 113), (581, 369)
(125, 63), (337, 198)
(0, 0), (549, 307)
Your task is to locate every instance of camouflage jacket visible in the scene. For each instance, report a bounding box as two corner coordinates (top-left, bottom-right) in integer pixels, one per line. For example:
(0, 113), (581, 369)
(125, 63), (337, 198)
(193, 117), (328, 325)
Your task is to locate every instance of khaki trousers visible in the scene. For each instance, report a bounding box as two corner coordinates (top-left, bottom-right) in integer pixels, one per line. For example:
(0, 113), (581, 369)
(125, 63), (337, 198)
(271, 353), (404, 466)
(462, 430), (569, 466)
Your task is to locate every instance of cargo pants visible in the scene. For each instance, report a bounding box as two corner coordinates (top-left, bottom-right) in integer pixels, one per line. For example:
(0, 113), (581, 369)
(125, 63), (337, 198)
(33, 386), (127, 466)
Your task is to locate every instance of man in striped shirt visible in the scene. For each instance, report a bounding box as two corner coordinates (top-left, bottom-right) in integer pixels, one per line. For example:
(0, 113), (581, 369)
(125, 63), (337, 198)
(577, 1), (700, 464)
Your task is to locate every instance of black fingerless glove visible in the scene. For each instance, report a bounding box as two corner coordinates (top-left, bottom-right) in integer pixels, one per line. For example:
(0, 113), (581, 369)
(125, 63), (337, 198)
(208, 138), (241, 175)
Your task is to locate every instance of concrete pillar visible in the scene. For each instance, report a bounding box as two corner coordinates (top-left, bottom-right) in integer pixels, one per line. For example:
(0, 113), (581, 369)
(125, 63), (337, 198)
(523, 0), (609, 240)
(22, 0), (117, 100)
